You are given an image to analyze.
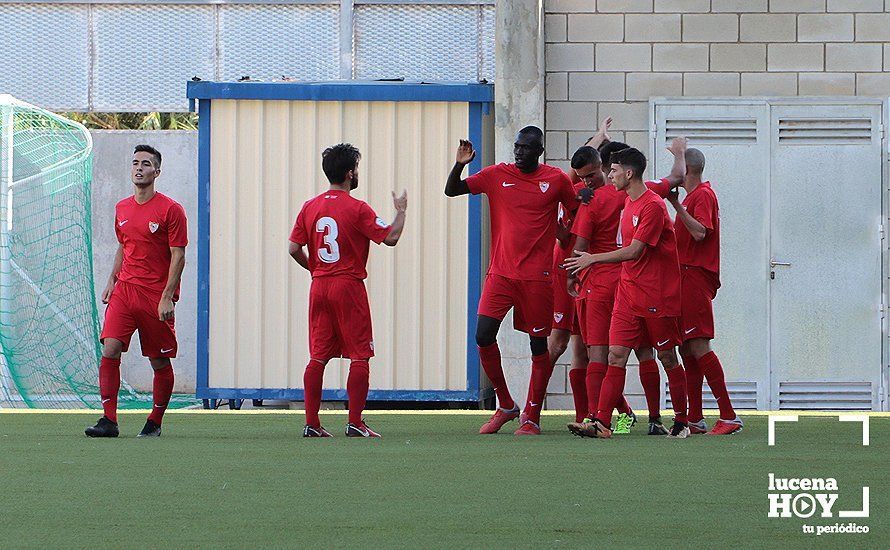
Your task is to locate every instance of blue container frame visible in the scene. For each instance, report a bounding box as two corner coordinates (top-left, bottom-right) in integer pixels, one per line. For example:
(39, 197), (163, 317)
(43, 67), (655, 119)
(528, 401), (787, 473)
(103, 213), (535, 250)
(188, 80), (494, 403)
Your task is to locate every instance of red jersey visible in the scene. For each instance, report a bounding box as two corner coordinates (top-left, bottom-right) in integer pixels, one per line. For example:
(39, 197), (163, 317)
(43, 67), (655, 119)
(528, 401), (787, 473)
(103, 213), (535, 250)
(570, 184), (625, 297)
(614, 188), (681, 318)
(467, 162), (577, 282)
(115, 192), (188, 299)
(289, 190), (391, 280)
(676, 182), (720, 286)
(553, 182), (587, 269)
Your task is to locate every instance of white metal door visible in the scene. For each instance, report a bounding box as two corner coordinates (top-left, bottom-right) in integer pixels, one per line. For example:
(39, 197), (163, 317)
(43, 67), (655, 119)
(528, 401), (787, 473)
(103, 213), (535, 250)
(653, 101), (771, 409)
(768, 102), (884, 410)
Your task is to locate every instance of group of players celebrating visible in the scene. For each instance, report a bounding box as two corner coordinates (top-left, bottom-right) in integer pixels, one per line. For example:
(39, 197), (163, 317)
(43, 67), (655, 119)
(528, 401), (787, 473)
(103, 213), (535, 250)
(451, 117), (742, 439)
(84, 114), (742, 440)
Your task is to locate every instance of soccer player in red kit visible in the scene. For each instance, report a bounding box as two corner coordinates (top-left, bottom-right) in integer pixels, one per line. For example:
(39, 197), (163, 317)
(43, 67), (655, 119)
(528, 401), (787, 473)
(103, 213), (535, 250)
(665, 148), (743, 435)
(289, 144), (407, 438)
(85, 145), (187, 438)
(565, 141), (691, 439)
(445, 126), (579, 435)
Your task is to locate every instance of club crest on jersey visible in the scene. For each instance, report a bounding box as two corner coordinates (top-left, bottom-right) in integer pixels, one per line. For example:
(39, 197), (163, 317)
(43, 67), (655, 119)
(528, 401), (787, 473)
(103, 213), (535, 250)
(632, 215), (639, 227)
(539, 182), (550, 193)
(148, 221), (159, 233)
(554, 312), (564, 323)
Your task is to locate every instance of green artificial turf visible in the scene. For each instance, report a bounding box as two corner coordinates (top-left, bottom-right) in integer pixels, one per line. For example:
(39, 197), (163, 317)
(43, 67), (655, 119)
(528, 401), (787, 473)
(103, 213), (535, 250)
(0, 413), (886, 549)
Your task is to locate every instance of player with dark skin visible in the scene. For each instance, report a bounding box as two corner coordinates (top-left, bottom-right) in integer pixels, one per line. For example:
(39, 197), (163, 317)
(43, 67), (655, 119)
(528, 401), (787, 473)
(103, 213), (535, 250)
(446, 131), (551, 359)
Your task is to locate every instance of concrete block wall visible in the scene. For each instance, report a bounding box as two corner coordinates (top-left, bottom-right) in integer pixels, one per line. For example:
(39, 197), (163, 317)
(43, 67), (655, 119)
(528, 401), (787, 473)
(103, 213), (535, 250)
(544, 0), (890, 172)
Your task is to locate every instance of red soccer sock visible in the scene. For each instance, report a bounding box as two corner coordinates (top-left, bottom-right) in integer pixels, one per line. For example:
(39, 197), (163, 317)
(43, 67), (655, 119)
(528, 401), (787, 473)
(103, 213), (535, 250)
(699, 351), (736, 421)
(524, 353), (553, 425)
(595, 366), (627, 425)
(616, 395), (632, 416)
(98, 357), (121, 423)
(665, 365), (688, 424)
(478, 343), (515, 410)
(303, 360), (325, 427)
(683, 354), (704, 423)
(568, 368), (588, 423)
(147, 363), (175, 425)
(585, 361), (607, 419)
(347, 360), (370, 425)
(638, 359), (661, 421)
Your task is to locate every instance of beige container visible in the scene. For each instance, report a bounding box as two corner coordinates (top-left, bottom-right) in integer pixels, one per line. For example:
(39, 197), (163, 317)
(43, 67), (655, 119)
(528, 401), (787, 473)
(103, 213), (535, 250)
(188, 82), (494, 403)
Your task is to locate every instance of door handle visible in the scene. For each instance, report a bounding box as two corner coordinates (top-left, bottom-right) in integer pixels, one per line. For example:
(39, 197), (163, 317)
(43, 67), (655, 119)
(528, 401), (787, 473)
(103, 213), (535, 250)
(770, 259), (792, 268)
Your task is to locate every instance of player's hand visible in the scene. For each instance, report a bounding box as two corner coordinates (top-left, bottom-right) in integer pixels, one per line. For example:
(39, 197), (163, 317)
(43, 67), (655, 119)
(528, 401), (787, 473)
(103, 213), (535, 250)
(667, 136), (687, 157)
(392, 189), (408, 212)
(158, 297), (175, 322)
(456, 140), (476, 166)
(567, 275), (579, 298)
(599, 116), (613, 141)
(667, 188), (682, 206)
(101, 281), (115, 304)
(577, 187), (594, 204)
(562, 249), (595, 275)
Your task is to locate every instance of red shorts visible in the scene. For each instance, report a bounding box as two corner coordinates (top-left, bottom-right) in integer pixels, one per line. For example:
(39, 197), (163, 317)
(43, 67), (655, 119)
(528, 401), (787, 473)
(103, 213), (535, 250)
(609, 308), (681, 351)
(681, 266), (717, 342)
(576, 276), (619, 346)
(577, 295), (613, 346)
(101, 281), (177, 358)
(309, 277), (375, 360)
(479, 274), (553, 336)
(552, 271), (580, 335)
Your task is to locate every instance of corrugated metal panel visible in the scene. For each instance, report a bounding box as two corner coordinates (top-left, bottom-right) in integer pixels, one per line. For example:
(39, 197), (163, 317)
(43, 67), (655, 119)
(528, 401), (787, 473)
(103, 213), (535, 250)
(0, 4), (89, 110)
(208, 99), (470, 391)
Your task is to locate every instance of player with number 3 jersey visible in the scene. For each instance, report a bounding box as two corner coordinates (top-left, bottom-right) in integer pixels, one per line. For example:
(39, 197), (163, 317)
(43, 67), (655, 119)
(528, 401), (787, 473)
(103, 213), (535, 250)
(289, 143), (407, 439)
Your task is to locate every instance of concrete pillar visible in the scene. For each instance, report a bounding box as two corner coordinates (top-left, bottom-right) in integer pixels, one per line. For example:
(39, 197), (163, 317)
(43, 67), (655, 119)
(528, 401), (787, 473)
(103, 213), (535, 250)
(493, 1), (546, 408)
(495, 0), (545, 164)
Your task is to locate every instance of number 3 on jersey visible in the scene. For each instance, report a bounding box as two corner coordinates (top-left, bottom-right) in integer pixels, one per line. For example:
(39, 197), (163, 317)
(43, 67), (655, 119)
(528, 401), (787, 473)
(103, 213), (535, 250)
(316, 216), (340, 263)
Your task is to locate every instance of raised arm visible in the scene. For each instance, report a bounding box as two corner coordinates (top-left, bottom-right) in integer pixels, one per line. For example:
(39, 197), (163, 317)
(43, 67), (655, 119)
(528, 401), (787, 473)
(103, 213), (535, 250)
(662, 136), (687, 188)
(445, 140), (475, 197)
(383, 190), (408, 246)
(584, 116), (613, 150)
(667, 190), (707, 241)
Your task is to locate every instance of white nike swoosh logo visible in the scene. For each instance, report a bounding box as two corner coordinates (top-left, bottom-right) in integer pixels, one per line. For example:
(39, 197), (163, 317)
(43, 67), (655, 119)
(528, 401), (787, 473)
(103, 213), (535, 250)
(529, 402), (539, 408)
(118, 220), (128, 226)
(101, 399), (110, 404)
(154, 404), (164, 408)
(684, 327), (696, 334)
(657, 339), (670, 346)
(160, 348), (173, 353)
(502, 182), (515, 187)
(532, 327), (545, 332)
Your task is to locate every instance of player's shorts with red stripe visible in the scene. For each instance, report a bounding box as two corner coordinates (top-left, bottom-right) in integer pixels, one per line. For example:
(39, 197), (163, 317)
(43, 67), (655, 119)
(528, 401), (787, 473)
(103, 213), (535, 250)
(479, 274), (553, 336)
(609, 307), (681, 351)
(552, 269), (580, 335)
(308, 276), (375, 360)
(101, 281), (177, 358)
(680, 265), (718, 342)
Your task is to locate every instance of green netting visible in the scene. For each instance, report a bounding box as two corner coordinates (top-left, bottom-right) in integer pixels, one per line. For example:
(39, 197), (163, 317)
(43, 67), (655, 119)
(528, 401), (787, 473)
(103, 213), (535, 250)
(0, 95), (193, 409)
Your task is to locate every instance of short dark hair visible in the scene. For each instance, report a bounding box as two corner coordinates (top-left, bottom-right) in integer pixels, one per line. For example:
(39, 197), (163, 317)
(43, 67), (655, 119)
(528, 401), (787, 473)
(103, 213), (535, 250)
(517, 125), (544, 146)
(597, 141), (628, 171)
(570, 146), (600, 170)
(134, 144), (161, 168)
(321, 143), (361, 184)
(610, 147), (647, 180)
